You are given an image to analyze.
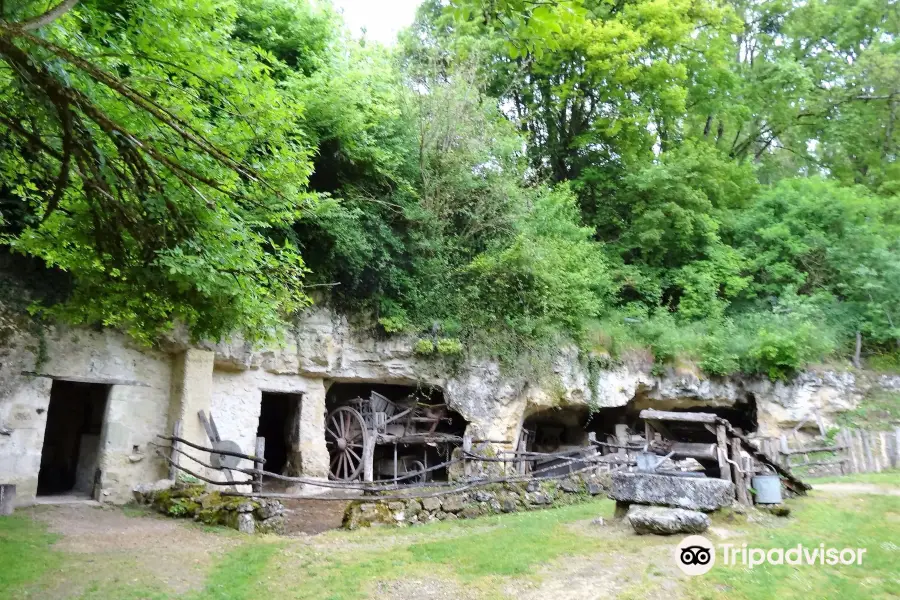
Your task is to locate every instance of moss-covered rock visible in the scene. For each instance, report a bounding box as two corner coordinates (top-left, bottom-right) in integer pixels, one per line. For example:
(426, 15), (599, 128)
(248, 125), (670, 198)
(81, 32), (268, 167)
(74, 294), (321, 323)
(138, 482), (283, 534)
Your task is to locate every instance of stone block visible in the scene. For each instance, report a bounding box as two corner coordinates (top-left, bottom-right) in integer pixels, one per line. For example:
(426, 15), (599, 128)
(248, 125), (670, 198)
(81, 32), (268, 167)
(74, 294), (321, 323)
(610, 472), (734, 511)
(441, 495), (465, 513)
(421, 497), (441, 512)
(626, 505), (710, 535)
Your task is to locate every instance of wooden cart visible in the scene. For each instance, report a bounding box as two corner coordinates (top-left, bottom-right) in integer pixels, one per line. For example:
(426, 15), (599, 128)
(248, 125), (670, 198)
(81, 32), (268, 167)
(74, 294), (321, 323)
(325, 391), (462, 481)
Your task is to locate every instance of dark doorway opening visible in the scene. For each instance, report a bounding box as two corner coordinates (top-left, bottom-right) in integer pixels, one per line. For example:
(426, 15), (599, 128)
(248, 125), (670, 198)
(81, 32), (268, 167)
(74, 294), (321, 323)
(37, 381), (109, 497)
(256, 392), (302, 478)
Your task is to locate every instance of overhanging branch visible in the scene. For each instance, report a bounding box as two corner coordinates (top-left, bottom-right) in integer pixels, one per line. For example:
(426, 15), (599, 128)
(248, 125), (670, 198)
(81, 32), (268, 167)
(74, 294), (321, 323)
(15, 0), (79, 31)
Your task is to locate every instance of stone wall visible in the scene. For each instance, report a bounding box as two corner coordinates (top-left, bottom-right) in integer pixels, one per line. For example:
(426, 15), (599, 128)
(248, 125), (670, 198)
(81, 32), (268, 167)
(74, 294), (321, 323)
(343, 473), (610, 529)
(0, 324), (173, 503)
(2, 302), (899, 507)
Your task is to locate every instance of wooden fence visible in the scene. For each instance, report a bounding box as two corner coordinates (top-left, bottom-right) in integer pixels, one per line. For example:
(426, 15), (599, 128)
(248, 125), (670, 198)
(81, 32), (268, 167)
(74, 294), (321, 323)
(757, 427), (900, 477)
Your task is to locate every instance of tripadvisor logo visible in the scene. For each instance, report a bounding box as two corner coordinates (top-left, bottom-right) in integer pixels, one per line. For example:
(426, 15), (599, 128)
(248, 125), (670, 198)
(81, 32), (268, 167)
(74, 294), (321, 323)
(675, 535), (716, 576)
(674, 536), (868, 576)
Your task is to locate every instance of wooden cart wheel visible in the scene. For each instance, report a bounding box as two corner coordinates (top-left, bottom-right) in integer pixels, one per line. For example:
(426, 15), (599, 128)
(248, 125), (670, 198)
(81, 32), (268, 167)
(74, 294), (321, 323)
(408, 460), (427, 483)
(326, 406), (368, 481)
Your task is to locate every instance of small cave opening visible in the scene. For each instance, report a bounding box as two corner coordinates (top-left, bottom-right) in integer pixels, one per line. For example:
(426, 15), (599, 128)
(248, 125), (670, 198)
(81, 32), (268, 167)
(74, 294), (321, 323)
(521, 406), (596, 476)
(255, 392), (302, 484)
(37, 381), (109, 498)
(325, 382), (467, 482)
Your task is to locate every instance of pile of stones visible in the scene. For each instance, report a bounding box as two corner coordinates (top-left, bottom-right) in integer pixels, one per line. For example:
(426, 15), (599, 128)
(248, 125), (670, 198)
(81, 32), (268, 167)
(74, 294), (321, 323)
(609, 471), (735, 535)
(133, 480), (286, 534)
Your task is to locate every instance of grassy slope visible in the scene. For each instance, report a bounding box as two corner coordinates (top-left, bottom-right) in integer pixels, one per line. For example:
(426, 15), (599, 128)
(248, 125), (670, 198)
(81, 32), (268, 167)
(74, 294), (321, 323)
(2, 474), (899, 600)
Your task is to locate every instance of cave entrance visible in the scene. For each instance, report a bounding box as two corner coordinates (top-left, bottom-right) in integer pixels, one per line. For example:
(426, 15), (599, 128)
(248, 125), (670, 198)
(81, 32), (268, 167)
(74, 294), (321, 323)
(256, 392), (302, 482)
(325, 382), (466, 482)
(521, 406), (596, 476)
(37, 381), (109, 498)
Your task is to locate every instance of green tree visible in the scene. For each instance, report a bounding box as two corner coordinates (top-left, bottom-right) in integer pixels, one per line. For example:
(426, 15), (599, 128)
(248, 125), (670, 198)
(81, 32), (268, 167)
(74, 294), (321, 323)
(0, 0), (314, 343)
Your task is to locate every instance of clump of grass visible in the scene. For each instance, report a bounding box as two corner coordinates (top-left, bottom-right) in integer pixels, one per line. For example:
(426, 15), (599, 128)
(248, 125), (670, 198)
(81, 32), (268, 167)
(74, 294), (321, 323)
(0, 513), (61, 595)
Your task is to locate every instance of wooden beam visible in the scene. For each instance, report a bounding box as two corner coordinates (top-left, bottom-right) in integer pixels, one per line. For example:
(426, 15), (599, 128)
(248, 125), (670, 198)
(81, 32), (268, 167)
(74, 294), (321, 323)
(731, 437), (750, 506)
(168, 420), (183, 481)
(716, 424), (731, 483)
(638, 409), (718, 424)
(253, 437), (265, 493)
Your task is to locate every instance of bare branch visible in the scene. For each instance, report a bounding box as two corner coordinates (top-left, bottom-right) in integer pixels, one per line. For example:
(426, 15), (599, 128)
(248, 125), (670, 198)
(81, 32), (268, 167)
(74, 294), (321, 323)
(15, 0), (79, 31)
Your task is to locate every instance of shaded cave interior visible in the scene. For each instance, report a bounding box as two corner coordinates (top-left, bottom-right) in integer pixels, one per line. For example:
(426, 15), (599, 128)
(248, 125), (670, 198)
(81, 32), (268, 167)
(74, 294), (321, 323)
(521, 392), (758, 477)
(325, 382), (468, 482)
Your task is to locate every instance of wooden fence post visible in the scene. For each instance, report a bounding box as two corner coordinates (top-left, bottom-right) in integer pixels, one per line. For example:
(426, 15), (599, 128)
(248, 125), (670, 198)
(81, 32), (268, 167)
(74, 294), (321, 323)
(253, 437), (265, 493)
(168, 420), (182, 481)
(716, 424), (731, 483)
(516, 432), (528, 475)
(463, 433), (472, 479)
(860, 429), (872, 473)
(895, 428), (900, 469)
(363, 431), (375, 483)
(731, 437), (750, 506)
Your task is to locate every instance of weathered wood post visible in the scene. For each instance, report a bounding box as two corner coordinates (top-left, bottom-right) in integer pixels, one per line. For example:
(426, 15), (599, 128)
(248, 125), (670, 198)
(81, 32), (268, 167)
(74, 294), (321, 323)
(363, 431), (375, 483)
(463, 432), (472, 479)
(169, 419), (183, 481)
(731, 437), (750, 506)
(894, 428), (900, 469)
(253, 437), (265, 493)
(716, 424), (732, 483)
(615, 424), (629, 456)
(516, 431), (527, 475)
(0, 484), (15, 516)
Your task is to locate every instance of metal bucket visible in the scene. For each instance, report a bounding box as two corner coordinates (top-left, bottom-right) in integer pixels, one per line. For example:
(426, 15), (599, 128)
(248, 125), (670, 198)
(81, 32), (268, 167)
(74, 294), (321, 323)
(752, 475), (783, 504)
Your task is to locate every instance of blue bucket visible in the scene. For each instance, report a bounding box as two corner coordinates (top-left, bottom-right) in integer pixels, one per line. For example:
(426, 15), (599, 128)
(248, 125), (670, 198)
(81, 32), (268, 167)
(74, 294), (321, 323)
(752, 475), (783, 504)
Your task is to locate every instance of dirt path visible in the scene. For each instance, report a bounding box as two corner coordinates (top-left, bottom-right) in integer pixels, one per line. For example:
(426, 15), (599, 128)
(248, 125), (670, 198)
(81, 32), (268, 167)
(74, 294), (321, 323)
(280, 498), (351, 535)
(24, 504), (236, 597)
(812, 482), (900, 496)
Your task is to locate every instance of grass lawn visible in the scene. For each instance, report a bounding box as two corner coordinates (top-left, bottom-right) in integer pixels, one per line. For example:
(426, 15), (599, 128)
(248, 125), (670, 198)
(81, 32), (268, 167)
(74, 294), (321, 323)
(2, 474), (899, 600)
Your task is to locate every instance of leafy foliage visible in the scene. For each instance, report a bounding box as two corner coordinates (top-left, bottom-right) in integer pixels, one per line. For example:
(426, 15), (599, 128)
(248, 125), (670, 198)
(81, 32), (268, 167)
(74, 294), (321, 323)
(1, 0), (898, 379)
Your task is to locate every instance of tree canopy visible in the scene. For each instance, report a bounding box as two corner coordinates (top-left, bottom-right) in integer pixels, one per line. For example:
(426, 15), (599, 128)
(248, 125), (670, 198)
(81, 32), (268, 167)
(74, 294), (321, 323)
(1, 0), (898, 378)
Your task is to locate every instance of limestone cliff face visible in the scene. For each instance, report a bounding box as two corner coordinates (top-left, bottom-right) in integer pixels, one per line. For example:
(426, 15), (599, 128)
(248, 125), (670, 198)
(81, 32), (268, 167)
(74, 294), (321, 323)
(2, 302), (898, 504)
(177, 306), (900, 440)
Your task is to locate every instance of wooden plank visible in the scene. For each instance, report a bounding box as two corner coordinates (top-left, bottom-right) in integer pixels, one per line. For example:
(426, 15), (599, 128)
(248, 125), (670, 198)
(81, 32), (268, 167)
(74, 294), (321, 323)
(652, 442), (717, 460)
(716, 424), (731, 483)
(895, 428), (900, 469)
(644, 420), (654, 446)
(197, 410), (216, 442)
(253, 437), (265, 493)
(873, 431), (883, 473)
(638, 409), (718, 424)
(363, 431), (375, 483)
(814, 411), (827, 437)
(207, 412), (222, 443)
(168, 420), (183, 481)
(463, 433), (472, 479)
(743, 457), (753, 500)
(731, 437), (750, 506)
(791, 458), (849, 468)
(861, 429), (874, 473)
(516, 429), (528, 475)
(840, 430), (856, 474)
